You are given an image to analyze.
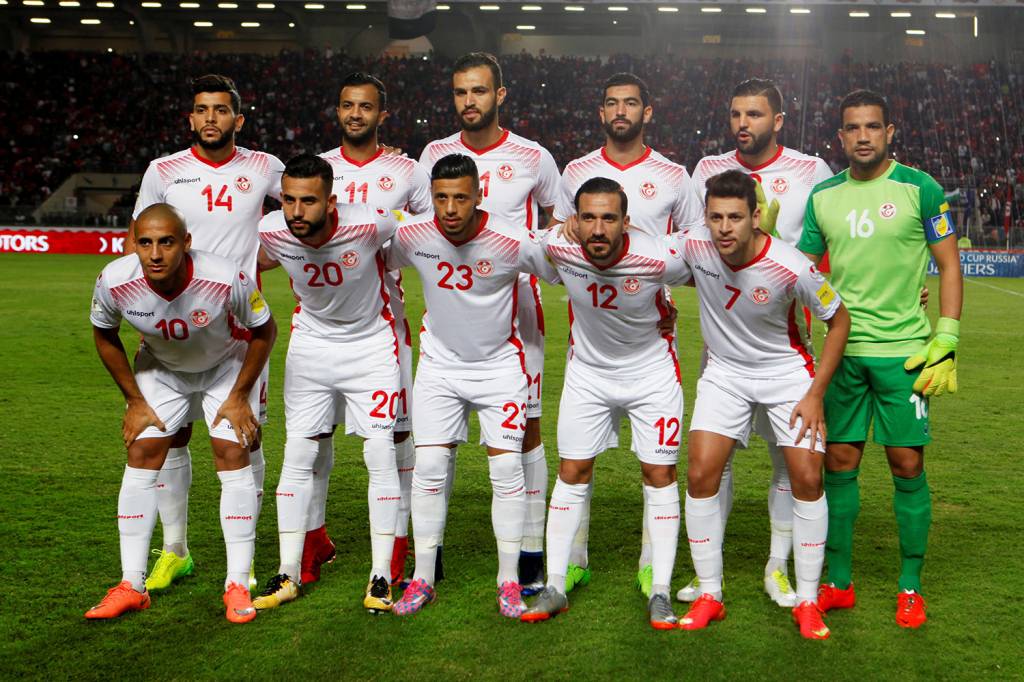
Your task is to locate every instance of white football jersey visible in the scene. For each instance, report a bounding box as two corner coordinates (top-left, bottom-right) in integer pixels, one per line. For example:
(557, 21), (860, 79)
(418, 129), (560, 231)
(91, 250), (271, 373)
(133, 146), (285, 279)
(690, 146), (833, 246)
(554, 146), (704, 237)
(386, 211), (558, 377)
(672, 227), (841, 379)
(319, 147), (432, 214)
(258, 206), (399, 344)
(543, 231), (687, 378)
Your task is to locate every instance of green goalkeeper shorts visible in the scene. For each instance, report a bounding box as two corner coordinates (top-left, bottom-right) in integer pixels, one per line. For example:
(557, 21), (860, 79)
(824, 356), (931, 447)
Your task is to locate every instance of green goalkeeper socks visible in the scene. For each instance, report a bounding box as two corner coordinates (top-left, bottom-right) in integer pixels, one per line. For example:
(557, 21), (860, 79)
(893, 471), (931, 593)
(824, 468), (860, 590)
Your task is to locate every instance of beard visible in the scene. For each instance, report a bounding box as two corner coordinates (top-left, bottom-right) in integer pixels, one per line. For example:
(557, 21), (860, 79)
(734, 128), (773, 157)
(603, 117), (644, 144)
(458, 104), (497, 132)
(849, 146), (888, 171)
(192, 126), (234, 151)
(341, 119), (377, 145)
(583, 236), (614, 261)
(287, 214), (328, 240)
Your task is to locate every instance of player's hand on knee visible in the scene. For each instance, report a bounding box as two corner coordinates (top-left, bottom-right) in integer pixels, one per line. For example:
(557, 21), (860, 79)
(790, 394), (827, 454)
(558, 215), (581, 244)
(214, 394), (259, 448)
(123, 398), (166, 447)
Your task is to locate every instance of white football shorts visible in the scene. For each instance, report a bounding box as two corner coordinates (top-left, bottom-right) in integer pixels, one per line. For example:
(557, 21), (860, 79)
(557, 360), (684, 465)
(285, 330), (399, 439)
(134, 345), (258, 444)
(412, 364), (528, 452)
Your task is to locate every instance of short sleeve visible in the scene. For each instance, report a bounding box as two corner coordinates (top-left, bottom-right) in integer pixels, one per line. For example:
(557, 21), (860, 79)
(552, 169), (576, 223)
(374, 208), (402, 245)
(920, 174), (956, 243)
(265, 155), (285, 200)
(661, 233), (693, 287)
(407, 163), (433, 214)
(132, 163), (166, 220)
(671, 173), (705, 234)
(813, 157), (834, 186)
(385, 227), (411, 270)
(533, 148), (562, 210)
(518, 230), (561, 285)
(797, 194), (827, 256)
(230, 270), (272, 329)
(90, 271), (122, 328)
(689, 161), (709, 210)
(417, 144), (436, 175)
(794, 261), (841, 322)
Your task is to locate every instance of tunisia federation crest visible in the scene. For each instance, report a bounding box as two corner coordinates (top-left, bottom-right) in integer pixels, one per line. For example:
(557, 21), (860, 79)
(475, 259), (494, 276)
(378, 175), (395, 191)
(341, 251), (360, 268)
(497, 163), (515, 180)
(771, 176), (789, 195)
(640, 182), (657, 199)
(750, 287), (771, 305)
(235, 176), (252, 193)
(623, 277), (641, 294)
(190, 309), (211, 327)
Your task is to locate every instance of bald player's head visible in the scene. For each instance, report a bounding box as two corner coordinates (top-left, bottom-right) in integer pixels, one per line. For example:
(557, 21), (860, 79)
(134, 203), (192, 288)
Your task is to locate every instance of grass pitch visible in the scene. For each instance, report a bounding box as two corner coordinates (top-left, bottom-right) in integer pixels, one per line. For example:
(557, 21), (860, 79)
(0, 254), (1020, 680)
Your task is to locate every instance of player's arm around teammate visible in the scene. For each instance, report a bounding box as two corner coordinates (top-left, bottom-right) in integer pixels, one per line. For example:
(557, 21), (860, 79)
(675, 171), (849, 640)
(86, 204), (276, 624)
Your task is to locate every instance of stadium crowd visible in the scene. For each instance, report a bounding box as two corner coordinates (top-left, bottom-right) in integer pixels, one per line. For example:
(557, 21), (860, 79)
(1, 50), (1022, 233)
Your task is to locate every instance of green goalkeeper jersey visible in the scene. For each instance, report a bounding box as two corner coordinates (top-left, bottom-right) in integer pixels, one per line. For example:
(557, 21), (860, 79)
(798, 160), (955, 357)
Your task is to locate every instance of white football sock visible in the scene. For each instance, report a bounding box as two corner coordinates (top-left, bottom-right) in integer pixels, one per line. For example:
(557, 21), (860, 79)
(250, 445), (266, 526)
(719, 452), (735, 534)
(645, 482), (680, 596)
(119, 466), (160, 592)
(156, 446), (190, 557)
(439, 448), (456, 546)
(364, 437), (400, 580)
(394, 436), (415, 538)
(639, 495), (652, 569)
(766, 442), (793, 575)
(218, 466), (257, 590)
(546, 477), (590, 594)
(685, 491), (723, 600)
(489, 451), (526, 584)
(276, 437), (318, 579)
(411, 445), (451, 585)
(307, 436), (334, 532)
(792, 494), (828, 603)
(521, 444), (547, 554)
(569, 478), (593, 568)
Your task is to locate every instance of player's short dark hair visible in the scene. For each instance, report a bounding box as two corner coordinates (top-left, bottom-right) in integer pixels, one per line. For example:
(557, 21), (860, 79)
(191, 74), (241, 114)
(704, 170), (757, 214)
(731, 77), (784, 115)
(603, 72), (650, 108)
(283, 153), (334, 194)
(453, 52), (503, 89)
(340, 71), (387, 109)
(574, 176), (628, 216)
(840, 89), (890, 126)
(431, 153), (479, 190)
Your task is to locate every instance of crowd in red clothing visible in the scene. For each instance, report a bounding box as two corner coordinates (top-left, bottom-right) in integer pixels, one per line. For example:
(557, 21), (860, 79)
(1, 50), (1021, 234)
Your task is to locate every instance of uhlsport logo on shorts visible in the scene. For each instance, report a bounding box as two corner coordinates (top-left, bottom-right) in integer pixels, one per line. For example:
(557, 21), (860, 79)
(378, 175), (395, 191)
(879, 202), (897, 219)
(475, 259), (494, 276)
(190, 309), (211, 327)
(771, 176), (789, 195)
(341, 250), (359, 268)
(750, 287), (771, 304)
(623, 277), (641, 294)
(497, 163), (515, 180)
(640, 181), (657, 199)
(235, 176), (252, 193)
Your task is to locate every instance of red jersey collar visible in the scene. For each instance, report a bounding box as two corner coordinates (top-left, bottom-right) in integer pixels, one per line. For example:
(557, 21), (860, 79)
(434, 210), (489, 246)
(601, 146), (651, 171)
(735, 145), (784, 172)
(190, 146), (238, 169)
(583, 233), (630, 271)
(460, 129), (509, 155)
(146, 252), (194, 301)
(724, 233), (771, 272)
(340, 146), (385, 167)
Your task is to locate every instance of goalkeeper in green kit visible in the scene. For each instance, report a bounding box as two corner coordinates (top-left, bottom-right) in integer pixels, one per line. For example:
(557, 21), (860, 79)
(797, 90), (963, 628)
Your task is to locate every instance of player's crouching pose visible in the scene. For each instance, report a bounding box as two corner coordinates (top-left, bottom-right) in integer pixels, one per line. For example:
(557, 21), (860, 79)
(386, 154), (559, 617)
(86, 204), (276, 623)
(254, 155), (404, 614)
(520, 178), (689, 630)
(675, 171), (850, 640)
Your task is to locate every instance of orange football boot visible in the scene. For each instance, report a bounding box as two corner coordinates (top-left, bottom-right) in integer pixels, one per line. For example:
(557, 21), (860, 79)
(85, 581), (151, 620)
(792, 601), (831, 640)
(679, 593), (726, 631)
(223, 582), (257, 624)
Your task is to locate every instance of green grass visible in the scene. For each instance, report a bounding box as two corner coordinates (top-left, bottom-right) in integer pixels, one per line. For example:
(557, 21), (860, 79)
(1, 255), (1021, 680)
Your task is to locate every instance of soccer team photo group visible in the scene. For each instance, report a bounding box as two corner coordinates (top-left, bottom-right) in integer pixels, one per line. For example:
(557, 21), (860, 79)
(78, 50), (965, 647)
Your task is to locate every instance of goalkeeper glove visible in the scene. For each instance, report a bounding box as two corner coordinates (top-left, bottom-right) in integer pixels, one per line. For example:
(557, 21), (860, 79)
(755, 182), (781, 237)
(904, 317), (959, 396)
